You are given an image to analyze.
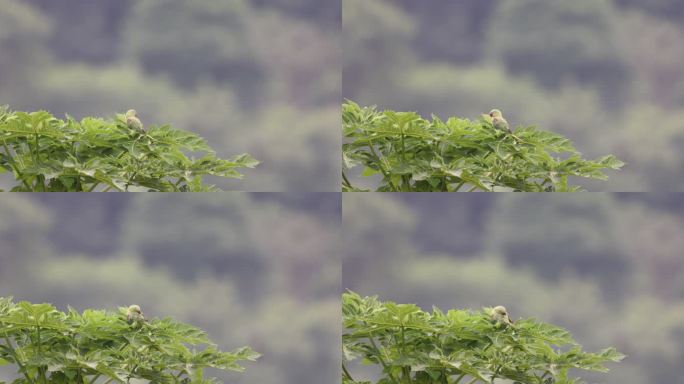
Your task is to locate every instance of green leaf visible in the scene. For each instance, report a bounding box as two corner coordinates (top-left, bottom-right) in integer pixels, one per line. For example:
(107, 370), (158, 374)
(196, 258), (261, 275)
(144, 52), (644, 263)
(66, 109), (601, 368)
(361, 167), (380, 177)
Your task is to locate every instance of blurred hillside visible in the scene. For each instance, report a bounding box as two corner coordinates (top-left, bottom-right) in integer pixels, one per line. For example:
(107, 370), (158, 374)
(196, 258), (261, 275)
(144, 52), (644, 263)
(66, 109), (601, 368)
(343, 193), (684, 383)
(0, 194), (340, 384)
(343, 0), (684, 191)
(0, 0), (340, 191)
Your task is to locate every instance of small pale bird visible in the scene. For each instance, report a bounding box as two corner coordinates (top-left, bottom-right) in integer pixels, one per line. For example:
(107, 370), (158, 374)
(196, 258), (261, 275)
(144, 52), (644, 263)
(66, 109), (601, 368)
(126, 304), (145, 324)
(125, 109), (144, 133)
(490, 305), (514, 326)
(489, 109), (511, 133)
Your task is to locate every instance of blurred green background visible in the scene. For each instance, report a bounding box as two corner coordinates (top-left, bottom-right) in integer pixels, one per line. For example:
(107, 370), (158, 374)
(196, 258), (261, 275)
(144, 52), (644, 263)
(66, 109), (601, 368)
(343, 0), (684, 191)
(343, 193), (684, 383)
(0, 0), (339, 191)
(0, 193), (340, 384)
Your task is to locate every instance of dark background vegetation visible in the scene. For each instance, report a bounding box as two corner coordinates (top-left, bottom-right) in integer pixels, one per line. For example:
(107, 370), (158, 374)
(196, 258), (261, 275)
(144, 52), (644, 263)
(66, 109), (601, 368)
(0, 0), (339, 191)
(0, 193), (340, 384)
(343, 0), (684, 191)
(343, 193), (684, 383)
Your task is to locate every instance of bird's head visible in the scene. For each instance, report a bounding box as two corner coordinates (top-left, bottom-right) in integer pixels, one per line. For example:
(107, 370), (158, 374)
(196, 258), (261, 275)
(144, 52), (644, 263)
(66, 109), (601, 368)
(127, 305), (142, 314)
(492, 305), (508, 317)
(125, 109), (137, 118)
(489, 109), (503, 118)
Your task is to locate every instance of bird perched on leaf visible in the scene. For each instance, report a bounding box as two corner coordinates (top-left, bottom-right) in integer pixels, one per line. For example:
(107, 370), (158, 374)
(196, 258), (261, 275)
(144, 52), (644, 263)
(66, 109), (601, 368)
(125, 109), (144, 133)
(489, 109), (511, 133)
(490, 305), (514, 327)
(126, 304), (146, 324)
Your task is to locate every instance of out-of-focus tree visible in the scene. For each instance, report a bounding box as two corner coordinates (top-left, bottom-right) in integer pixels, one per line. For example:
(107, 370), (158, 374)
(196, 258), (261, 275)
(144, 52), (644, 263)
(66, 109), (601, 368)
(342, 0), (416, 98)
(615, 207), (684, 300)
(28, 195), (128, 256)
(120, 195), (261, 285)
(24, 0), (131, 63)
(252, 193), (341, 218)
(604, 296), (684, 383)
(120, 194), (339, 300)
(0, 0), (51, 88)
(250, 11), (339, 108)
(394, 195), (490, 255)
(243, 297), (339, 384)
(611, 105), (684, 191)
(252, 0), (340, 26)
(486, 0), (631, 108)
(616, 12), (684, 109)
(486, 195), (631, 298)
(341, 195), (415, 289)
(123, 0), (264, 108)
(236, 105), (339, 190)
(395, 0), (497, 64)
(0, 197), (51, 285)
(616, 0), (684, 20)
(249, 202), (340, 299)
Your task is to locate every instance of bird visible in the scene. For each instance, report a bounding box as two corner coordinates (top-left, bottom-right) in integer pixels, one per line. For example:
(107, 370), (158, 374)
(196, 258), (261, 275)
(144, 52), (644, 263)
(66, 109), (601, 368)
(126, 304), (146, 324)
(489, 109), (511, 133)
(490, 305), (514, 327)
(125, 109), (144, 133)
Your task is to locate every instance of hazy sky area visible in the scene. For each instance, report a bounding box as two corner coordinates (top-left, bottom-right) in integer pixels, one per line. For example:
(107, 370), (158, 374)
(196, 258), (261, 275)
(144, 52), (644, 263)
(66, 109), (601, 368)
(343, 193), (684, 384)
(0, 193), (341, 384)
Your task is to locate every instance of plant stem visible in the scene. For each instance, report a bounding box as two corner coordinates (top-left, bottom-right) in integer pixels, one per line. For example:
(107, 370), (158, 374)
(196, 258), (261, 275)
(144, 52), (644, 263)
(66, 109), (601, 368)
(3, 334), (32, 383)
(399, 124), (406, 162)
(342, 362), (354, 381)
(31, 133), (38, 163)
(366, 137), (395, 191)
(400, 326), (412, 383)
(367, 333), (400, 384)
(342, 170), (353, 190)
(1, 140), (31, 190)
(398, 124), (412, 192)
(453, 372), (467, 384)
(38, 174), (46, 191)
(401, 175), (411, 191)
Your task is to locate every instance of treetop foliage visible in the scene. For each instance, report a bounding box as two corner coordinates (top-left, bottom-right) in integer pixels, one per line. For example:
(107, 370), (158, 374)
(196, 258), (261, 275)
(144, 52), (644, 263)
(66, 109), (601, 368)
(0, 297), (259, 384)
(0, 106), (258, 191)
(342, 291), (624, 384)
(342, 101), (623, 192)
